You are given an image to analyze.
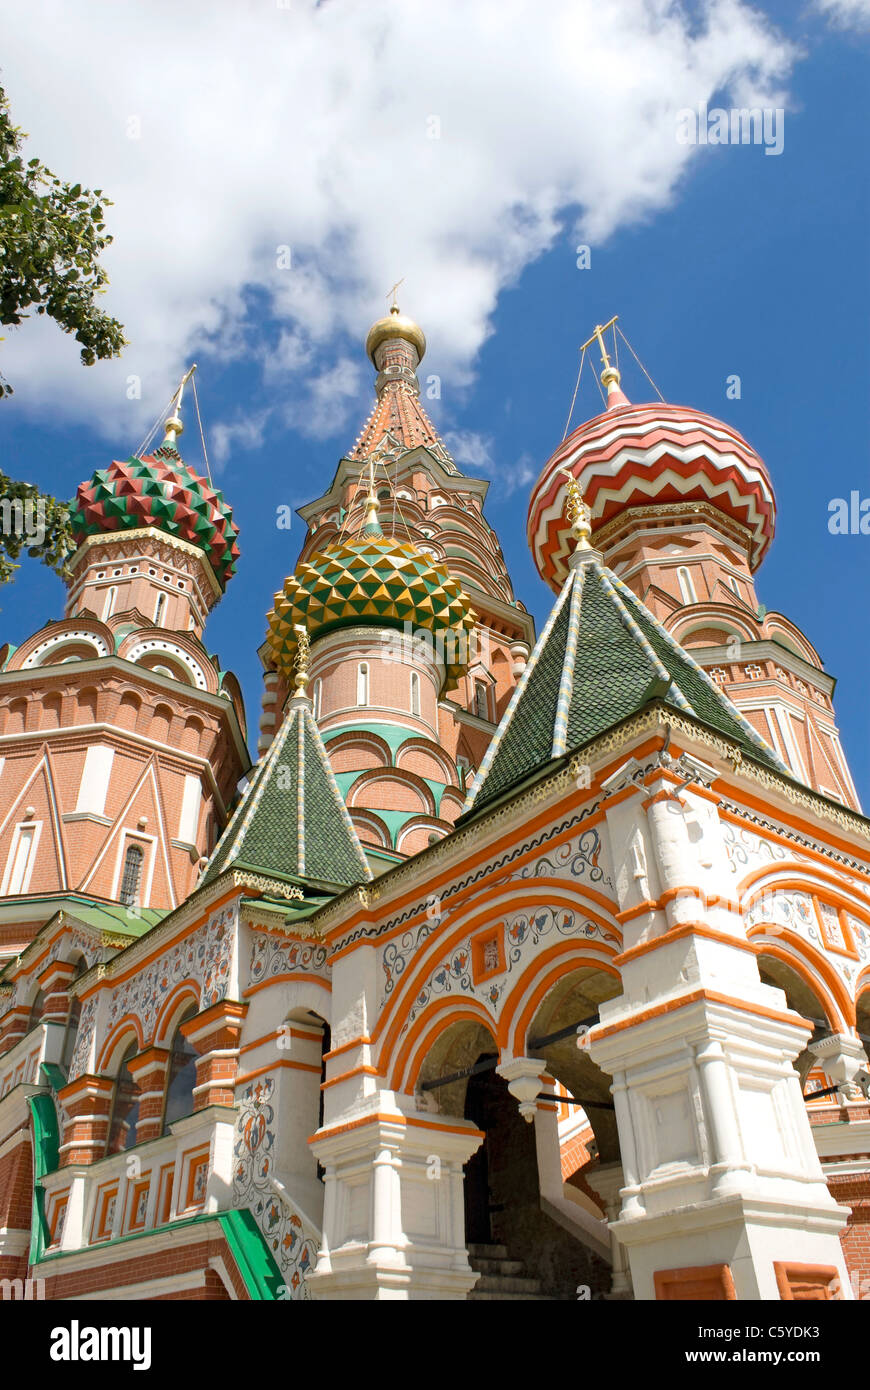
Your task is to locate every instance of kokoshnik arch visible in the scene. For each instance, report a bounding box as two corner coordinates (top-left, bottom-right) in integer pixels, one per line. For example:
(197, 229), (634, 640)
(0, 303), (868, 1302)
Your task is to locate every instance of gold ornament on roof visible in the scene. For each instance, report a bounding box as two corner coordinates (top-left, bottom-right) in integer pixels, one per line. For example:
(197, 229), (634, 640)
(161, 363), (197, 445)
(293, 624), (311, 695)
(559, 468), (593, 549)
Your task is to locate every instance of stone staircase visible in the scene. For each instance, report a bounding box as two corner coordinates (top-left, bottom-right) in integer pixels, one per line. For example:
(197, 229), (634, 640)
(467, 1242), (552, 1300)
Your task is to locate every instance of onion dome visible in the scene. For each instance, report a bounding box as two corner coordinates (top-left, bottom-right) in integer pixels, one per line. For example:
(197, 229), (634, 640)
(70, 441), (240, 589)
(365, 301), (426, 367)
(527, 374), (776, 594)
(267, 491), (474, 692)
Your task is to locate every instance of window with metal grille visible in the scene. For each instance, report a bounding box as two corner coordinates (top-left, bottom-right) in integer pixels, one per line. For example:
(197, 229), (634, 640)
(474, 681), (489, 720)
(119, 844), (144, 905)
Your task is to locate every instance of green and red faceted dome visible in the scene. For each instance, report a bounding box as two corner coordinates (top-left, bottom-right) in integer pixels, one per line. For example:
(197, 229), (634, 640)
(527, 384), (776, 593)
(70, 443), (240, 588)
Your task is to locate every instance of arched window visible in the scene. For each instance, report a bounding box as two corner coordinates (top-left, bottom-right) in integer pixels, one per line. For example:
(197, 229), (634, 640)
(312, 678), (322, 720)
(677, 567), (697, 605)
(474, 680), (489, 721)
(27, 989), (47, 1033)
(102, 585), (118, 620)
(162, 1008), (199, 1134)
(410, 671), (420, 717)
(60, 958), (88, 1076)
(154, 592), (166, 626)
(357, 663), (369, 707)
(119, 844), (144, 906)
(106, 1043), (141, 1154)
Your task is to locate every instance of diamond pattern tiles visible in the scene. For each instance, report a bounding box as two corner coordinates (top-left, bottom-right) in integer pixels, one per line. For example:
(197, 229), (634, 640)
(267, 531), (475, 691)
(70, 445), (240, 588)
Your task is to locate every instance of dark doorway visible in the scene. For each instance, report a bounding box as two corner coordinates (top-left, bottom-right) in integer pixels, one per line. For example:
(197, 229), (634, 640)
(462, 1051), (610, 1298)
(463, 1053), (539, 1245)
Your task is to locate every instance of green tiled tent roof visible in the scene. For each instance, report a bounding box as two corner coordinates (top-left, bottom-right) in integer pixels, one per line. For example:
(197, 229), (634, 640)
(464, 557), (788, 815)
(201, 697), (372, 890)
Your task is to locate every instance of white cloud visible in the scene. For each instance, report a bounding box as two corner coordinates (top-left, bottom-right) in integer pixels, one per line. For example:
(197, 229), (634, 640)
(445, 430), (495, 473)
(0, 0), (796, 453)
(210, 410), (272, 470)
(445, 432), (536, 496)
(814, 0), (870, 26)
(284, 357), (364, 441)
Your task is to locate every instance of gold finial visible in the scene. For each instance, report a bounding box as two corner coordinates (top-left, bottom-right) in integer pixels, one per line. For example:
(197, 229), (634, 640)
(387, 277), (404, 312)
(580, 316), (622, 394)
(293, 624), (311, 695)
(559, 467), (593, 550)
(362, 456), (381, 531)
(162, 364), (197, 445)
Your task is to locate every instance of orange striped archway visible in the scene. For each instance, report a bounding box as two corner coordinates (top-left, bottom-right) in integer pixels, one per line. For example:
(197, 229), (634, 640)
(373, 885), (620, 1060)
(748, 928), (853, 1031)
(97, 1015), (145, 1074)
(389, 998), (498, 1094)
(154, 982), (201, 1045)
(499, 943), (621, 1057)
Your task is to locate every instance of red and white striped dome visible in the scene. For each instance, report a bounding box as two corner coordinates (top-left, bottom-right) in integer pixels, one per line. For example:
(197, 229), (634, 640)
(527, 392), (776, 592)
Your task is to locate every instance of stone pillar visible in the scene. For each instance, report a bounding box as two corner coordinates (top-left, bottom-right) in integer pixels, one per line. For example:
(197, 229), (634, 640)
(184, 1001), (247, 1111)
(587, 750), (854, 1301)
(37, 960), (76, 1025)
(56, 1074), (114, 1167)
(308, 1101), (483, 1300)
(584, 1162), (633, 1298)
(0, 1007), (30, 1050)
(125, 1046), (171, 1144)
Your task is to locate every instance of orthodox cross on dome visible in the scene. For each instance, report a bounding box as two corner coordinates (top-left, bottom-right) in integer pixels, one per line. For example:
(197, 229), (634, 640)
(579, 316), (623, 399)
(386, 277), (404, 310)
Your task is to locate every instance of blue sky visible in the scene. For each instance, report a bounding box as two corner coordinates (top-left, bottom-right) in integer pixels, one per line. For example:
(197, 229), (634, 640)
(1, 0), (868, 802)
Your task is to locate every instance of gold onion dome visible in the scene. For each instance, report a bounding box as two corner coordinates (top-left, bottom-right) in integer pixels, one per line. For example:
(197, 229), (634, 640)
(266, 496), (474, 693)
(365, 303), (426, 366)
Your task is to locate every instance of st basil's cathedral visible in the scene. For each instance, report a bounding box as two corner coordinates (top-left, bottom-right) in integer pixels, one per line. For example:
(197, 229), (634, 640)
(0, 303), (868, 1302)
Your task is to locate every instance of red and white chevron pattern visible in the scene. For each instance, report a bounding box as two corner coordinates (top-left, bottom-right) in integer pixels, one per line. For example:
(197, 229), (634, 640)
(527, 402), (776, 592)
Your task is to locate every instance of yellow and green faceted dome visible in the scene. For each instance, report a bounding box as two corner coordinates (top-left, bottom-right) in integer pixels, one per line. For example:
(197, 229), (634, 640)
(267, 525), (474, 692)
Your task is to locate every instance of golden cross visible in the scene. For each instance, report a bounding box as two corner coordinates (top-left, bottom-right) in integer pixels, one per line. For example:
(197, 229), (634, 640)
(387, 277), (404, 310)
(579, 315), (619, 370)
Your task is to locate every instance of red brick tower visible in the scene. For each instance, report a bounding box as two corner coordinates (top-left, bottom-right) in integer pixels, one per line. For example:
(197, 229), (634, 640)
(0, 383), (249, 965)
(256, 304), (536, 862)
